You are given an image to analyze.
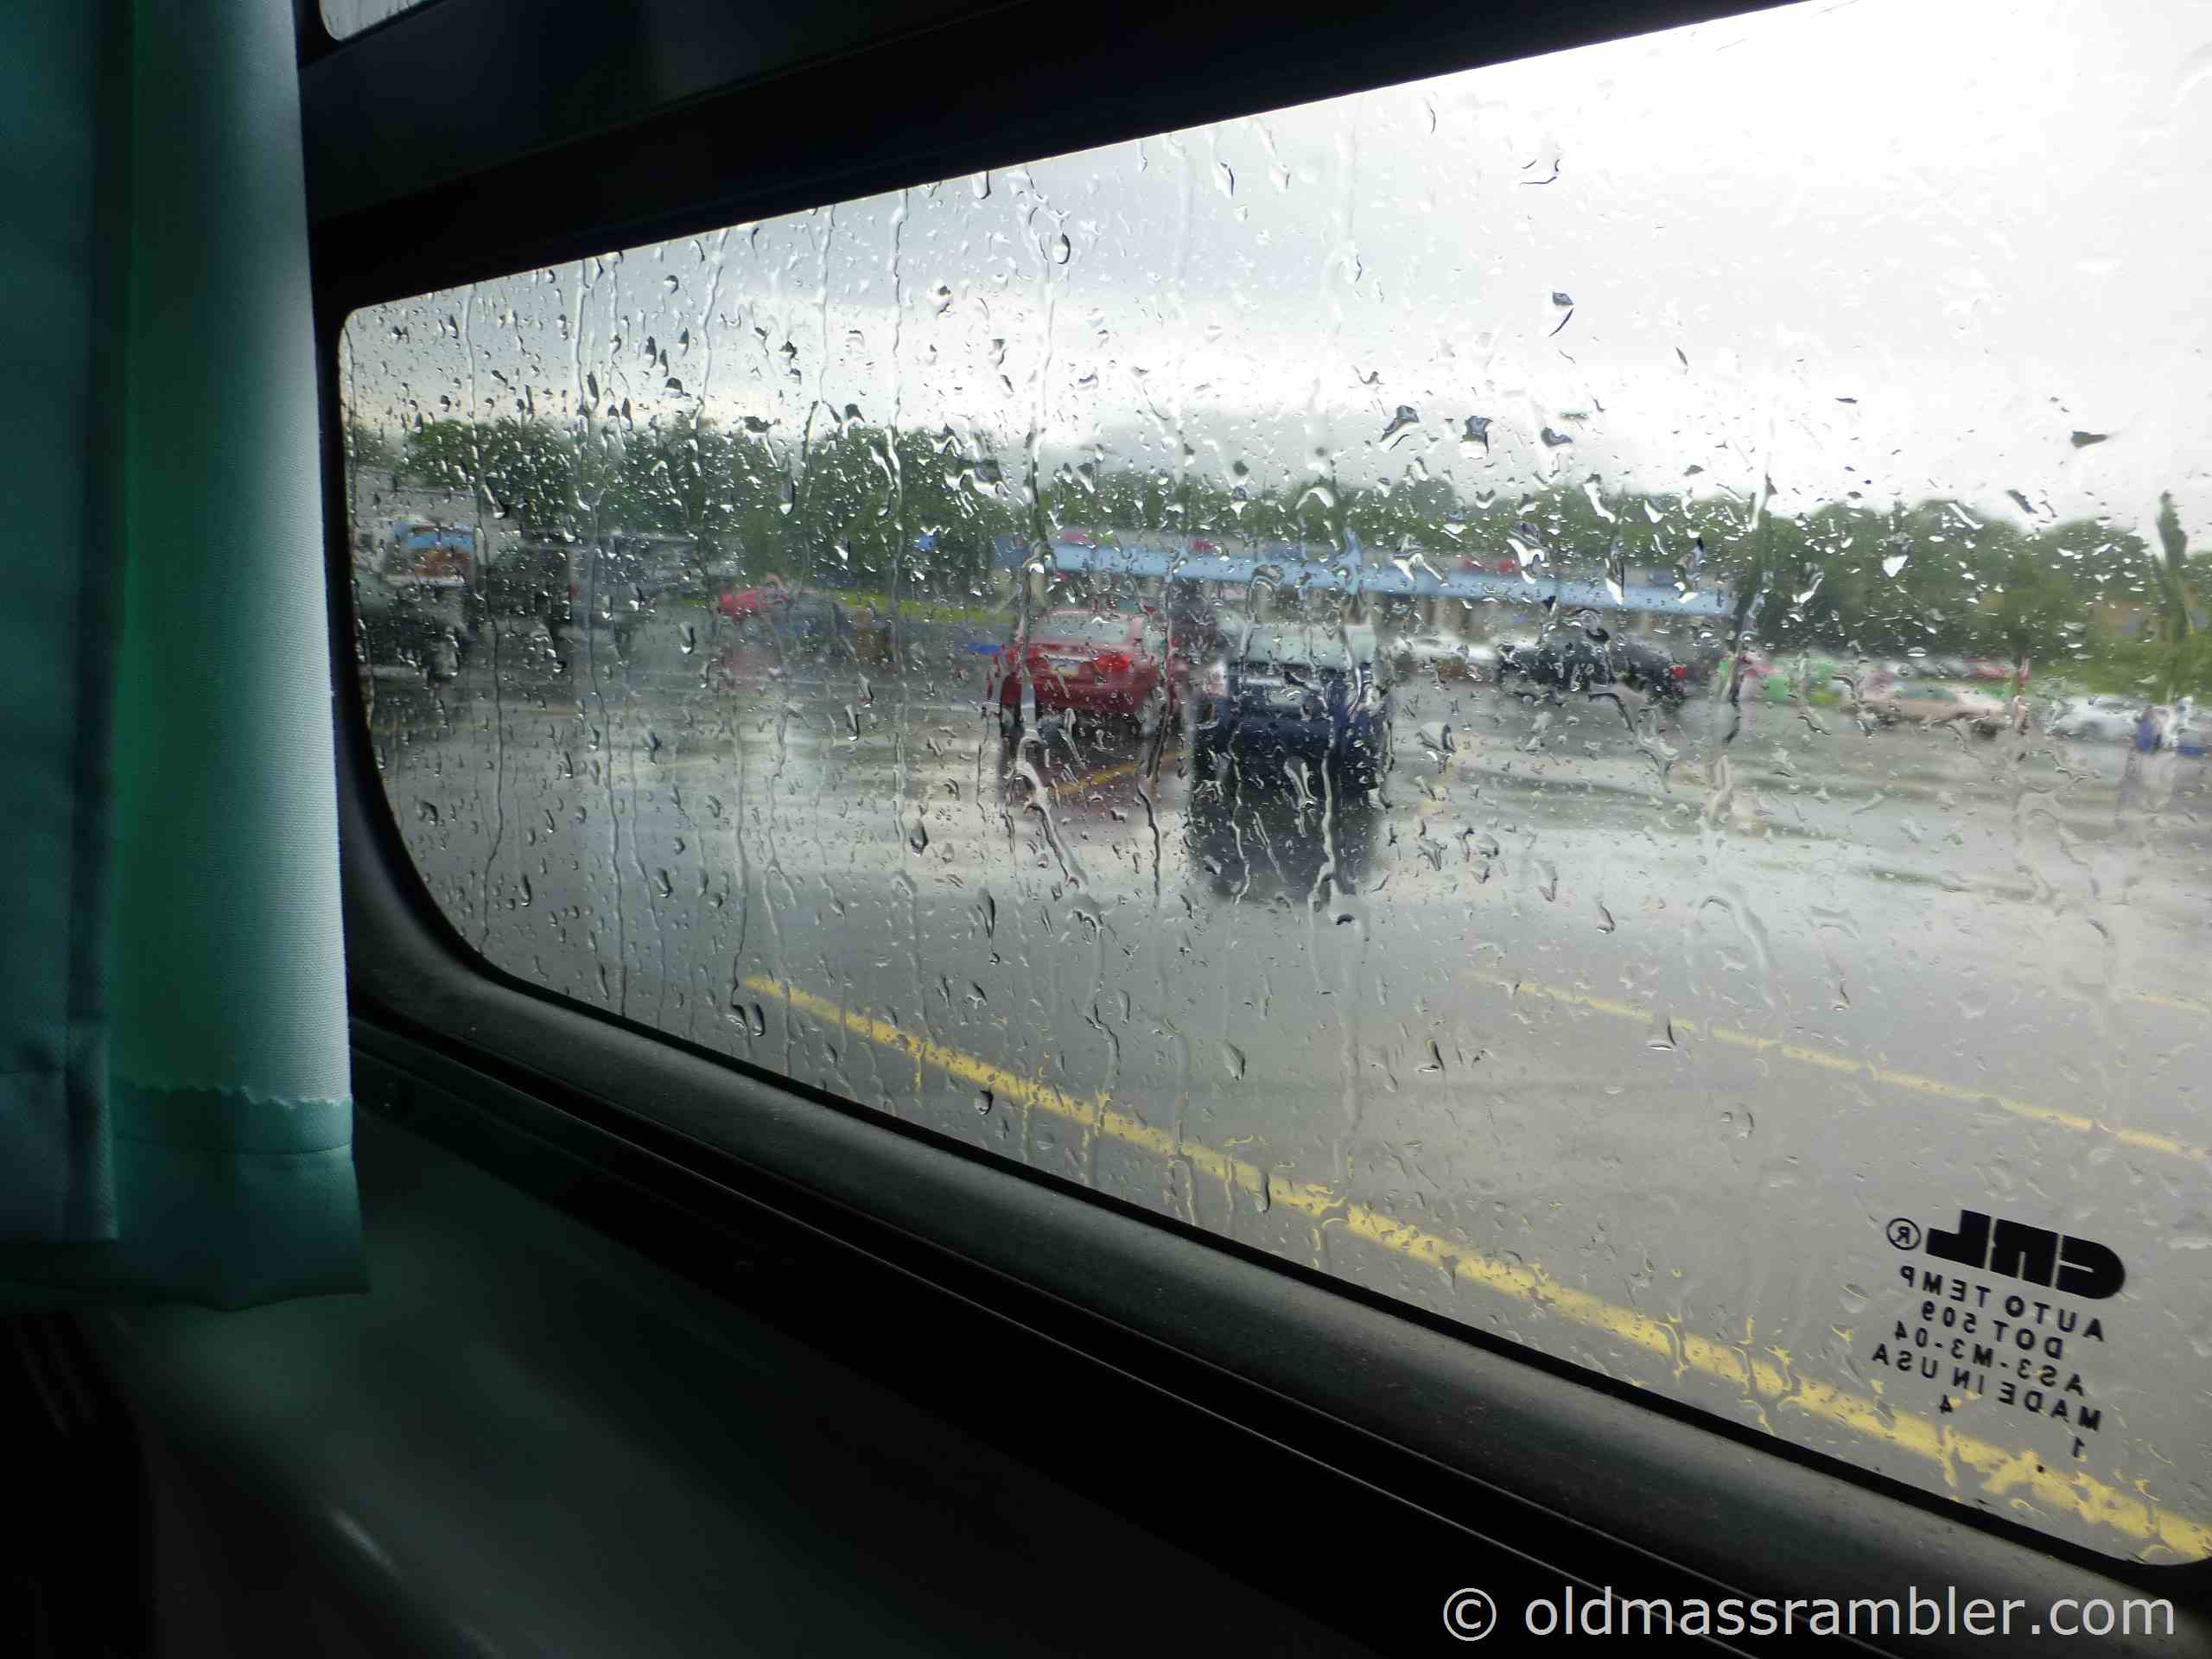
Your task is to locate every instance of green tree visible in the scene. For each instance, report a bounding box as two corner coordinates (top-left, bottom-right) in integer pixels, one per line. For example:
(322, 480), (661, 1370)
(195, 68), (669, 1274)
(2153, 493), (2197, 646)
(397, 416), (480, 493)
(346, 416), (398, 474)
(377, 408), (2198, 686)
(397, 416), (580, 530)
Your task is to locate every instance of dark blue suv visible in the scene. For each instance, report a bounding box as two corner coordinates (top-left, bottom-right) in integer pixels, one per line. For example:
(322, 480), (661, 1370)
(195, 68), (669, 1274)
(1191, 621), (1395, 798)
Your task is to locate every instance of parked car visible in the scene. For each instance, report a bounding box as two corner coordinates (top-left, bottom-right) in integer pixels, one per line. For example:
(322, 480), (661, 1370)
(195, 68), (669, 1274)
(480, 537), (575, 637)
(709, 577), (860, 664)
(718, 582), (793, 622)
(641, 546), (703, 599)
(1496, 627), (1690, 708)
(356, 520), (478, 678)
(2047, 694), (2201, 752)
(1854, 672), (2012, 734)
(772, 591), (856, 656)
(2047, 694), (2152, 743)
(545, 538), (695, 654)
(1390, 632), (1483, 681)
(985, 608), (1176, 735)
(1191, 622), (1395, 795)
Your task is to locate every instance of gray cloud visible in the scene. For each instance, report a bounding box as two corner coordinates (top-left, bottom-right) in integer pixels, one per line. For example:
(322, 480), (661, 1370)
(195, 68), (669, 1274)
(345, 0), (2212, 538)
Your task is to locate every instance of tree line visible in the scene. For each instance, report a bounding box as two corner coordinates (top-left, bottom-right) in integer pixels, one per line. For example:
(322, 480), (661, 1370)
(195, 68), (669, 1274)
(353, 413), (2204, 693)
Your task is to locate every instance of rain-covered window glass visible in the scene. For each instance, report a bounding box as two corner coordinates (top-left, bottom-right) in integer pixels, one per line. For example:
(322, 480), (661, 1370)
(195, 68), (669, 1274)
(1236, 626), (1377, 669)
(1037, 613), (1147, 646)
(342, 0), (2212, 1563)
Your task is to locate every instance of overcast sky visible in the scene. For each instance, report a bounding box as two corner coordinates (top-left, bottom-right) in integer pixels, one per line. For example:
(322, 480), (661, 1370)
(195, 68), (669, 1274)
(345, 0), (2212, 543)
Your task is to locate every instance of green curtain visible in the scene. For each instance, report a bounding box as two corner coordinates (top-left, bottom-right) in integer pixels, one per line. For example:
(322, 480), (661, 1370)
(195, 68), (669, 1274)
(1, 0), (363, 1307)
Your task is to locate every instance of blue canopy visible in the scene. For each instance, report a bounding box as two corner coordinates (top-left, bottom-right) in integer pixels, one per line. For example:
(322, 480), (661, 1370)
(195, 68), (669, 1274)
(391, 522), (479, 555)
(994, 533), (1732, 619)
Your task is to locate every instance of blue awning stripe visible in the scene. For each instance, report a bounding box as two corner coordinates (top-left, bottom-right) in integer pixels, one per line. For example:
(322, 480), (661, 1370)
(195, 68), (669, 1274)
(993, 535), (1732, 618)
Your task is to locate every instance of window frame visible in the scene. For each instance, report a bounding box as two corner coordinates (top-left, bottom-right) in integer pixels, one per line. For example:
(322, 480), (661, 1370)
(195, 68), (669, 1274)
(306, 0), (2212, 1635)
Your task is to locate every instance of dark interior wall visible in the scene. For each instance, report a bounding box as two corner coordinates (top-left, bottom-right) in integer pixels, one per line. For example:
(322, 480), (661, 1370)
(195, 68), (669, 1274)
(86, 1103), (1379, 1657)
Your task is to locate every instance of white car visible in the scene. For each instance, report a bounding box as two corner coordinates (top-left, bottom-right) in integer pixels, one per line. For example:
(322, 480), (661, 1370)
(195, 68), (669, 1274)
(2044, 694), (2196, 745)
(1855, 674), (2012, 735)
(1463, 639), (1506, 679)
(2045, 695), (2137, 742)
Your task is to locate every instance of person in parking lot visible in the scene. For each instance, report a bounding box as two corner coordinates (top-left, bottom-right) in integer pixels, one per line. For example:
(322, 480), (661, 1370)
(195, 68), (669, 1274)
(2121, 701), (2177, 812)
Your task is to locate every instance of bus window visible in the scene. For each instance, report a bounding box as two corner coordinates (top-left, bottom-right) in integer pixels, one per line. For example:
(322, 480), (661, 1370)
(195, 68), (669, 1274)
(340, 0), (2212, 1564)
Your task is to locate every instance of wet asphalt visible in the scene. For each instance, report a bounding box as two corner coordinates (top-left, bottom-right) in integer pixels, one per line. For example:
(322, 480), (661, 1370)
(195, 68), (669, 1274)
(365, 610), (2212, 1561)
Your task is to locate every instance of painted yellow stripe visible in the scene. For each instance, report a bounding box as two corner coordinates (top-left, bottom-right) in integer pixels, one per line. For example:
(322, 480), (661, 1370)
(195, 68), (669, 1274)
(1408, 734), (2196, 1157)
(1043, 731), (1196, 797)
(1049, 759), (1145, 798)
(741, 969), (2212, 1561)
(1021, 737), (2191, 1160)
(1468, 973), (2209, 1166)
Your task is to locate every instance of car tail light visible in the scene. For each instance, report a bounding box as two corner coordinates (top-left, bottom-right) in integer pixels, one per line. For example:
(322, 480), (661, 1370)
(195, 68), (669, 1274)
(1096, 650), (1133, 674)
(1670, 664), (1688, 679)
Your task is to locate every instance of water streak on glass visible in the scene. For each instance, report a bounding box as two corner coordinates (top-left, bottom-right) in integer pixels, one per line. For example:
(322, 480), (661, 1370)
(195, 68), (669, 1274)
(343, 0), (2212, 1564)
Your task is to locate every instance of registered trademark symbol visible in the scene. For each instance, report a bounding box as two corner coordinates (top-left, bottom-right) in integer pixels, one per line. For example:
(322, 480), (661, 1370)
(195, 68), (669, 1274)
(1886, 1217), (1922, 1251)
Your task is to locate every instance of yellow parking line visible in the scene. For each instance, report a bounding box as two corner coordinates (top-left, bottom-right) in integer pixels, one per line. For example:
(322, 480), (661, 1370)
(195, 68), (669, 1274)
(1049, 760), (1144, 798)
(1469, 972), (2209, 1166)
(1027, 735), (2191, 1161)
(1044, 747), (1185, 804)
(741, 969), (2212, 1560)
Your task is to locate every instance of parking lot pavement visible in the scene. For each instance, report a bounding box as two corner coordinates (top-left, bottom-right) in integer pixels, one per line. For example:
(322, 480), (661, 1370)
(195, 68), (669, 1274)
(360, 623), (2212, 1560)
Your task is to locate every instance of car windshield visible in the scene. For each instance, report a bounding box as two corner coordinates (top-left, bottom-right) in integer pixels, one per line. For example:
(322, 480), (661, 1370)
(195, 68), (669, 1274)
(1237, 626), (1376, 671)
(344, 0), (2212, 1567)
(1033, 613), (1136, 645)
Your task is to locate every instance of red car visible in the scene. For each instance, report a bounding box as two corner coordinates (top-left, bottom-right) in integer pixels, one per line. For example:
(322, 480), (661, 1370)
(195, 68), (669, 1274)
(986, 608), (1179, 734)
(717, 583), (792, 620)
